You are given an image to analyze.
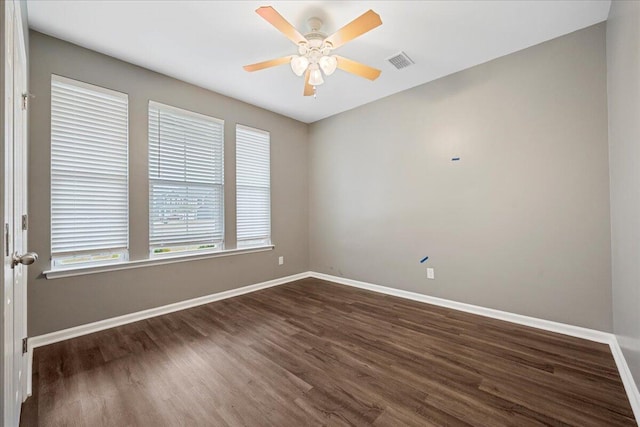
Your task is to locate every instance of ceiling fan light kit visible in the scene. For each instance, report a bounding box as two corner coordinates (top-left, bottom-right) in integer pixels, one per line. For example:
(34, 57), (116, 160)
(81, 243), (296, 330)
(319, 55), (337, 75)
(290, 55), (309, 76)
(308, 63), (324, 86)
(243, 6), (383, 97)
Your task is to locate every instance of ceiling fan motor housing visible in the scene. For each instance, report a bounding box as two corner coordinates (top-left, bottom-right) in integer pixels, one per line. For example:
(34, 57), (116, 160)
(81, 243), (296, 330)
(301, 17), (330, 52)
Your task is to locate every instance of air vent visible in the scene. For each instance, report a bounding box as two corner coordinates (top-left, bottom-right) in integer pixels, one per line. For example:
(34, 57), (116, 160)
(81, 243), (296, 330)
(386, 51), (414, 70)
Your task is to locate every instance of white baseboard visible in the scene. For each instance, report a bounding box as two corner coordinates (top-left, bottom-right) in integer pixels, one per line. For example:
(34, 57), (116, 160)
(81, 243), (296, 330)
(25, 269), (640, 423)
(308, 271), (640, 423)
(26, 271), (311, 396)
(610, 336), (640, 422)
(308, 272), (613, 343)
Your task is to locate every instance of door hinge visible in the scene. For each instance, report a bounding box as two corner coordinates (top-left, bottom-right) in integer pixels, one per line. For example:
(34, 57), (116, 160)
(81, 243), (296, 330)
(22, 214), (28, 231)
(21, 93), (34, 111)
(22, 338), (27, 354)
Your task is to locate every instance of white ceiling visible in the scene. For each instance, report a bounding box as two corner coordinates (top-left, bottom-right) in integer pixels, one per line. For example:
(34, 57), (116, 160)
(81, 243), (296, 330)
(27, 1), (610, 123)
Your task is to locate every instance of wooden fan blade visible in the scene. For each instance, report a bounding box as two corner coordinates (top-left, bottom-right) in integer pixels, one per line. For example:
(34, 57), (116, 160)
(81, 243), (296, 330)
(303, 69), (314, 96)
(243, 56), (294, 72)
(324, 10), (382, 49)
(335, 56), (381, 80)
(256, 6), (307, 45)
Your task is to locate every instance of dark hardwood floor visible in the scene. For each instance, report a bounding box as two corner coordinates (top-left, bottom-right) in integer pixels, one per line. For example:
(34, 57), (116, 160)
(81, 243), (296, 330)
(21, 278), (636, 426)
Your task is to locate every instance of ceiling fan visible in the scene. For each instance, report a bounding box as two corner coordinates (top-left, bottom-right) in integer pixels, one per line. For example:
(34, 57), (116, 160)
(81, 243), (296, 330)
(243, 6), (382, 96)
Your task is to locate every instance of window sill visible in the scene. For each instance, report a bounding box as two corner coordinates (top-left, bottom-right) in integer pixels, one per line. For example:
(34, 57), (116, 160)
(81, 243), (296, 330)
(43, 245), (275, 280)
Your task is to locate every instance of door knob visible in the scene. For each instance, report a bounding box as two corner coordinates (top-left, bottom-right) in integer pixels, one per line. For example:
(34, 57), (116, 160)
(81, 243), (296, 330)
(11, 252), (38, 268)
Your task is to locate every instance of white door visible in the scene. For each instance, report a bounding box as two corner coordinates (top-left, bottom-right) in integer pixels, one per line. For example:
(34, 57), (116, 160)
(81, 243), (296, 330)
(12, 0), (29, 412)
(2, 1), (17, 424)
(3, 1), (32, 425)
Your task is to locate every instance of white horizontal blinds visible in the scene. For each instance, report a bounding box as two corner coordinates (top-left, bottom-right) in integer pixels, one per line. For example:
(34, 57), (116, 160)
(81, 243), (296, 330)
(50, 75), (129, 256)
(236, 125), (271, 247)
(149, 102), (224, 249)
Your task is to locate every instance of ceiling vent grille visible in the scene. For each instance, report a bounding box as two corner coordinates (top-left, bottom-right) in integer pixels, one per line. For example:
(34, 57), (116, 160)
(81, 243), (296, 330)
(386, 51), (414, 70)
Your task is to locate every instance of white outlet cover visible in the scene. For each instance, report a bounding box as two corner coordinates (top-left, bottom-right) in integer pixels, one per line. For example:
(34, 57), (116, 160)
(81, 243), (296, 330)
(427, 268), (435, 279)
(278, 256), (284, 265)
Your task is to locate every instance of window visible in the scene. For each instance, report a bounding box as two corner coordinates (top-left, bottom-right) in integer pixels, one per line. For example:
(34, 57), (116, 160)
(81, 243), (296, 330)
(149, 102), (224, 255)
(50, 75), (129, 268)
(236, 125), (271, 248)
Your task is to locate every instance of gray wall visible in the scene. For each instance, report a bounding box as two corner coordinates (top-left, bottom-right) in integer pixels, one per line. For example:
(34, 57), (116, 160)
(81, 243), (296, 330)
(28, 31), (309, 336)
(607, 0), (640, 389)
(309, 24), (612, 331)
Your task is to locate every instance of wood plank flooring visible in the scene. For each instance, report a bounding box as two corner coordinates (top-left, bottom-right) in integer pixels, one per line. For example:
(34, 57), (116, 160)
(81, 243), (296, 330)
(21, 278), (636, 426)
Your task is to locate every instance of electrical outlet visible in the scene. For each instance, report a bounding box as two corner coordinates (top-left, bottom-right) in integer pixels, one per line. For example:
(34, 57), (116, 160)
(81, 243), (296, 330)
(427, 268), (435, 279)
(278, 256), (284, 265)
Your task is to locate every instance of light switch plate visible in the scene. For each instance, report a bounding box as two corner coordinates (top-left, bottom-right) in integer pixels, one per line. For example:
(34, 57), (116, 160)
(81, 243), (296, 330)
(278, 256), (284, 265)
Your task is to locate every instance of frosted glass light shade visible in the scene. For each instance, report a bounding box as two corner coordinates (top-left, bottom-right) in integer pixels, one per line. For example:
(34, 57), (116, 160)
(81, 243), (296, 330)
(309, 67), (324, 86)
(319, 55), (338, 75)
(290, 56), (309, 76)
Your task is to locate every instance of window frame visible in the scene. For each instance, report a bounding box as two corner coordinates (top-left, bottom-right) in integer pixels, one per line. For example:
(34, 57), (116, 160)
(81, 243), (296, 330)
(50, 74), (130, 269)
(235, 123), (271, 249)
(148, 100), (225, 257)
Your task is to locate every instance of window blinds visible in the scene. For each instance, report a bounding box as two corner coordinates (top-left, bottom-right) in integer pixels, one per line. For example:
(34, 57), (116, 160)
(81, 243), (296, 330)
(148, 102), (224, 251)
(236, 125), (271, 247)
(50, 75), (129, 256)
